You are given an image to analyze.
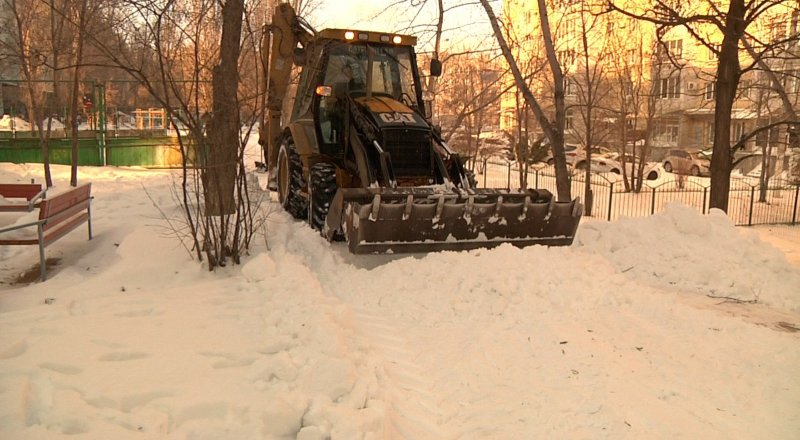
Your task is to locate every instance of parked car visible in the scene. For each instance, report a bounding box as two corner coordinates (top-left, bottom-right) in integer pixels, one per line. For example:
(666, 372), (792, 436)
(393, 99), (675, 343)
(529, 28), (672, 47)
(662, 149), (711, 176)
(574, 153), (661, 180)
(543, 143), (580, 166)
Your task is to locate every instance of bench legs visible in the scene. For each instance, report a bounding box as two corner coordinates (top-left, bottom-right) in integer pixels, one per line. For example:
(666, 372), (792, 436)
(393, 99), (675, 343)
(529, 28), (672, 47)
(37, 224), (47, 281)
(88, 204), (93, 240)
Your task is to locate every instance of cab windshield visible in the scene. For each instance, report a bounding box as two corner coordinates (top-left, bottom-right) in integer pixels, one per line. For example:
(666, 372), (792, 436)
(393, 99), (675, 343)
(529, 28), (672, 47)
(323, 43), (420, 109)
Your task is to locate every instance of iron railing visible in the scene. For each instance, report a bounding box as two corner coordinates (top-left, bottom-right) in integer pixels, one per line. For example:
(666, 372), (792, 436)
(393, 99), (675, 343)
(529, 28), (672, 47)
(475, 159), (800, 226)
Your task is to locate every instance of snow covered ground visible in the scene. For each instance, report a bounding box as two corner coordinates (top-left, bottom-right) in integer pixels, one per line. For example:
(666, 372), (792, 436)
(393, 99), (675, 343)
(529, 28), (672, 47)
(0, 160), (799, 439)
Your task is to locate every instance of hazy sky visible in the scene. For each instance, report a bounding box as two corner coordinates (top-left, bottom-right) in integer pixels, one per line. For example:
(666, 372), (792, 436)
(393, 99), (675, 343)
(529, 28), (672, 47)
(308, 0), (499, 54)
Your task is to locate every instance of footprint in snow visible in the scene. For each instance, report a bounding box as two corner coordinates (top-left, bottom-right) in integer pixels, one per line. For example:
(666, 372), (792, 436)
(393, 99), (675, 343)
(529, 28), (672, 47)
(98, 352), (149, 362)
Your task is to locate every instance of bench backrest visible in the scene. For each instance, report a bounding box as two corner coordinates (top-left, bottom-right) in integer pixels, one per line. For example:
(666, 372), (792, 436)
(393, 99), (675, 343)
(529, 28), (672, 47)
(0, 184), (42, 201)
(38, 183), (92, 231)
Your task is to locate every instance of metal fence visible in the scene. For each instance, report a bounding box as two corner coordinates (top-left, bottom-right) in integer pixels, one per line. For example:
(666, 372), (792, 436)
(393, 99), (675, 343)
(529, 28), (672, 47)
(476, 160), (800, 226)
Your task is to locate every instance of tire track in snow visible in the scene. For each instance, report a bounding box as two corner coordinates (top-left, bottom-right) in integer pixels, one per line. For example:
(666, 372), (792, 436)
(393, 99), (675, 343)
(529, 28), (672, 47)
(349, 306), (445, 440)
(274, 229), (446, 440)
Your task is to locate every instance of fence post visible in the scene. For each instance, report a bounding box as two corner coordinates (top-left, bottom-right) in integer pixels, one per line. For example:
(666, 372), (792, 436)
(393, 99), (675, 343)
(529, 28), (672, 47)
(607, 182), (614, 221)
(650, 186), (657, 215)
(748, 186), (756, 226)
(702, 187), (708, 214)
(792, 185), (799, 225)
(483, 158), (488, 188)
(507, 163), (512, 189)
(535, 169), (539, 189)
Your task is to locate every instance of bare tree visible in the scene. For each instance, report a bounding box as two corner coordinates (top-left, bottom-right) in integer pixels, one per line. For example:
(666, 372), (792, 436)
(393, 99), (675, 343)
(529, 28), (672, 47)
(480, 0), (572, 201)
(77, 0), (265, 268)
(609, 0), (798, 212)
(3, 0), (54, 187)
(569, 0), (613, 213)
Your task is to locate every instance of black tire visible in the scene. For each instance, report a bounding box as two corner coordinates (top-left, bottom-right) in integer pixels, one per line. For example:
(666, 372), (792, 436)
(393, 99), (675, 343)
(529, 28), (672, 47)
(611, 168), (620, 174)
(546, 158), (554, 166)
(690, 165), (700, 176)
(663, 161), (673, 173)
(277, 137), (307, 220)
(575, 161), (587, 171)
(647, 170), (659, 180)
(308, 162), (338, 233)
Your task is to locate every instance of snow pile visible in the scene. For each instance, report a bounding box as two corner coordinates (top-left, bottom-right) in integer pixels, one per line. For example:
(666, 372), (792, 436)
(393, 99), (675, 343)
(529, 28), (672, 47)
(575, 204), (800, 311)
(0, 162), (798, 439)
(0, 115), (32, 131)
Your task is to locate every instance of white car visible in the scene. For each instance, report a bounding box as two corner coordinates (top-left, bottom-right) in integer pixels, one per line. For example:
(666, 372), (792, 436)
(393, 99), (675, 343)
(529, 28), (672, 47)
(542, 143), (580, 166)
(574, 153), (661, 180)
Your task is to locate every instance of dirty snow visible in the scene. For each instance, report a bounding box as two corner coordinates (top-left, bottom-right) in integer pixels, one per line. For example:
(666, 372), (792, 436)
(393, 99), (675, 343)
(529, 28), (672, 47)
(0, 160), (798, 439)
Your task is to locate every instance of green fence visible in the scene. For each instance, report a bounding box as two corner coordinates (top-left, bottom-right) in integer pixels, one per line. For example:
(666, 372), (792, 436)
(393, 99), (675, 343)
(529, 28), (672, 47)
(0, 136), (184, 167)
(1, 79), (199, 167)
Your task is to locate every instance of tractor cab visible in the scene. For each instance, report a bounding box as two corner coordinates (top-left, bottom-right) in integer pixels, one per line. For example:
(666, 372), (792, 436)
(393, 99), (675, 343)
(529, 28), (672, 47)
(290, 30), (444, 186)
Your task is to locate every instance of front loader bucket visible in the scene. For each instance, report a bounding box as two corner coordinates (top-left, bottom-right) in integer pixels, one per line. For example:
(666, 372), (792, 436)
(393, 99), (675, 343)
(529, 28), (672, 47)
(325, 188), (583, 254)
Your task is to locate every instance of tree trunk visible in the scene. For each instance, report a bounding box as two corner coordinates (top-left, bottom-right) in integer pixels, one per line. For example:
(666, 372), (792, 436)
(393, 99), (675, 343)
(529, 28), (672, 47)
(69, 0), (88, 187)
(709, 0), (746, 212)
(479, 0), (571, 201)
(205, 0), (245, 216)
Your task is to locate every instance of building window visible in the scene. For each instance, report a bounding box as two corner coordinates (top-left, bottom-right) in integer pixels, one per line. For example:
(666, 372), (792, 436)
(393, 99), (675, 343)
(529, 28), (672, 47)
(557, 49), (576, 66)
(628, 48), (637, 65)
(705, 82), (716, 100)
(664, 39), (683, 58)
(708, 44), (720, 60)
(738, 80), (752, 99)
(503, 113), (513, 129)
(770, 17), (787, 42)
(656, 120), (679, 145)
(756, 123), (768, 147)
(782, 70), (800, 93)
(659, 76), (681, 99)
(564, 78), (574, 96)
(565, 109), (574, 131)
(731, 121), (745, 143)
(706, 121), (715, 145)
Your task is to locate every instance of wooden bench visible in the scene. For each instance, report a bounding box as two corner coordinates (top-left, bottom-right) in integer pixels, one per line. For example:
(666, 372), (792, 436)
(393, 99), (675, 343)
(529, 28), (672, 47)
(0, 183), (93, 281)
(0, 183), (46, 212)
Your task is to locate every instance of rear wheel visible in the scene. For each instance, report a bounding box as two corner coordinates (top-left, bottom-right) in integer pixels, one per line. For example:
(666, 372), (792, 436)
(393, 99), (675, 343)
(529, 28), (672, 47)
(277, 137), (307, 220)
(307, 162), (338, 233)
(690, 165), (700, 176)
(647, 170), (659, 180)
(663, 161), (673, 173)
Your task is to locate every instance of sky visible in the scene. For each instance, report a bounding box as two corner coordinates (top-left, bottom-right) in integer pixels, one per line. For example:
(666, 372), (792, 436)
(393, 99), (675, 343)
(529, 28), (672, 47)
(308, 0), (499, 54)
(0, 135), (799, 439)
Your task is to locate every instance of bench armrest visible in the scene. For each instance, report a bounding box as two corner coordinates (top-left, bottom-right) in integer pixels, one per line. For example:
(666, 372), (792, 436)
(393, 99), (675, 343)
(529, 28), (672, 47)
(27, 188), (47, 210)
(0, 219), (46, 234)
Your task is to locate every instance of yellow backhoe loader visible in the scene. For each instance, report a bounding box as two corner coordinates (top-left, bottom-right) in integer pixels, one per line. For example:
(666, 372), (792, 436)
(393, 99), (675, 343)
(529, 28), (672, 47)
(259, 3), (582, 253)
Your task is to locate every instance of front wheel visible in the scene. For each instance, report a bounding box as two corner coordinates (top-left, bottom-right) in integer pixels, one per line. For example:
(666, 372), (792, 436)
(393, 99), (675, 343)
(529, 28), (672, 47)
(277, 137), (307, 220)
(308, 162), (338, 233)
(690, 165), (701, 176)
(663, 161), (673, 173)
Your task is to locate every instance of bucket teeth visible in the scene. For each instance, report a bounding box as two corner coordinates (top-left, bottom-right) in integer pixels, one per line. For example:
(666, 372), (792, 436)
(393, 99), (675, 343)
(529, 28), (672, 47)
(334, 189), (583, 254)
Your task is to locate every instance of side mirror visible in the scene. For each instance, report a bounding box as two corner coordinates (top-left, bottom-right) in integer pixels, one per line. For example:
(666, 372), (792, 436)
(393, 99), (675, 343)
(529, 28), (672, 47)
(292, 47), (307, 65)
(430, 59), (442, 77)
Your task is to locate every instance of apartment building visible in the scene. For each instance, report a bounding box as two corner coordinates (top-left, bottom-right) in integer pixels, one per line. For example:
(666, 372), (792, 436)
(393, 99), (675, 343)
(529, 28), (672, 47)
(500, 0), (799, 172)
